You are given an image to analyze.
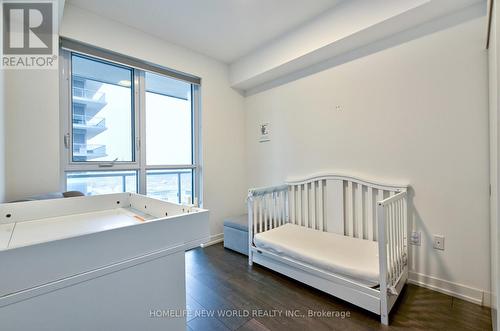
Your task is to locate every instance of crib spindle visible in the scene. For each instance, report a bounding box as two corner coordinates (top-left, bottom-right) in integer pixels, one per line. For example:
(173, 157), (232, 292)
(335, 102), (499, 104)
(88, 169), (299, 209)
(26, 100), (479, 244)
(392, 202), (397, 279)
(271, 194), (274, 230)
(396, 201), (401, 277)
(400, 201), (404, 273)
(259, 196), (263, 233)
(262, 195), (266, 231)
(367, 187), (374, 240)
(318, 181), (324, 231)
(275, 192), (279, 229)
(387, 204), (392, 285)
(277, 192), (280, 227)
(346, 181), (354, 236)
(375, 189), (384, 241)
(304, 184), (309, 228)
(282, 191), (286, 225)
(311, 182), (316, 230)
(270, 193), (274, 229)
(266, 193), (270, 230)
(254, 197), (258, 233)
(297, 185), (303, 226)
(282, 191), (286, 226)
(355, 184), (363, 239)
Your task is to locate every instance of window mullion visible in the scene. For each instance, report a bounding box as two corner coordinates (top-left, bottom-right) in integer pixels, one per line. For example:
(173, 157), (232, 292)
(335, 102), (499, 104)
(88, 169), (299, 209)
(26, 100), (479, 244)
(137, 70), (147, 195)
(145, 165), (196, 170)
(193, 85), (202, 206)
(60, 50), (72, 191)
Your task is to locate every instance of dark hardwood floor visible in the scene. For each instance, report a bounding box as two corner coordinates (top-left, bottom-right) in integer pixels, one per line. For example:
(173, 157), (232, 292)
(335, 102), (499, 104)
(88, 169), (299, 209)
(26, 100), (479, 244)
(185, 244), (492, 331)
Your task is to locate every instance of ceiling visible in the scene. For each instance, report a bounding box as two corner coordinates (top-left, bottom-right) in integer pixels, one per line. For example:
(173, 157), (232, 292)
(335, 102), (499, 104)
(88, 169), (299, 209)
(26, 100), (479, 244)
(67, 0), (343, 63)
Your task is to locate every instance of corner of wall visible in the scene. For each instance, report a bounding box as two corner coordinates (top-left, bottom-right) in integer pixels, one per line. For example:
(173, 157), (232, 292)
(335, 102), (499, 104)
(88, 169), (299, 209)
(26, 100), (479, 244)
(0, 68), (5, 203)
(489, 0), (500, 329)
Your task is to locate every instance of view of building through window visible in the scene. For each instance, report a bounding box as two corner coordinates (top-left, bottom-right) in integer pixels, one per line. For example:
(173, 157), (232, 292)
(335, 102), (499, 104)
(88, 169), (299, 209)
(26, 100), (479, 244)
(65, 54), (196, 204)
(71, 55), (133, 162)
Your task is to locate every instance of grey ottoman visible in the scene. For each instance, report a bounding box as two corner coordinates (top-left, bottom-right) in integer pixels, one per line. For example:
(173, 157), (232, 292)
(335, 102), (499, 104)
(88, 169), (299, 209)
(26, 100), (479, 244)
(223, 215), (249, 256)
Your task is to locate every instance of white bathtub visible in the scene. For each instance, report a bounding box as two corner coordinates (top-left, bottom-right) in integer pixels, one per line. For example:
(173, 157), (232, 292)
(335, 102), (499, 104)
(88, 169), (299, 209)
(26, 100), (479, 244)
(0, 193), (209, 331)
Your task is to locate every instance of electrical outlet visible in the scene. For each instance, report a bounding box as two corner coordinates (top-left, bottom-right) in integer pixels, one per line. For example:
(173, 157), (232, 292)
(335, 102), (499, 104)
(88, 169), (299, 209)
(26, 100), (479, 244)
(410, 231), (421, 245)
(433, 235), (445, 250)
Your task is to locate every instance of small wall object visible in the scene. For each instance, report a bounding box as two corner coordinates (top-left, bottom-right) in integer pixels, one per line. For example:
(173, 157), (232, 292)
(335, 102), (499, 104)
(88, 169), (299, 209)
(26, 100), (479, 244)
(259, 123), (270, 142)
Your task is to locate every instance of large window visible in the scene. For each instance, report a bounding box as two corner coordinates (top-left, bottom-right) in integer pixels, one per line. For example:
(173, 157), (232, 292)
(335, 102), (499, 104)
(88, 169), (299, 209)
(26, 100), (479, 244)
(61, 49), (201, 205)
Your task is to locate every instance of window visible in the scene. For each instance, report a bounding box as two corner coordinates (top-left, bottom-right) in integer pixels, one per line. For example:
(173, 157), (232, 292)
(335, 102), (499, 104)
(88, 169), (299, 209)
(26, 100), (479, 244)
(145, 72), (192, 166)
(61, 47), (201, 205)
(71, 55), (135, 163)
(146, 169), (193, 204)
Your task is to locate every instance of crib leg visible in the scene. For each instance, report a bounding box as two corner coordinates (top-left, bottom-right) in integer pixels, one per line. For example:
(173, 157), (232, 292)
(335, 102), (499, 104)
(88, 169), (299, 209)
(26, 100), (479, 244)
(381, 313), (388, 326)
(380, 299), (389, 325)
(380, 288), (389, 325)
(248, 251), (253, 266)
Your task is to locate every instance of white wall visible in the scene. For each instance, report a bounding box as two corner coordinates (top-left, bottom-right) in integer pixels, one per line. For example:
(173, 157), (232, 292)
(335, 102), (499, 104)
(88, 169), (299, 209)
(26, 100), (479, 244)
(489, 0), (500, 327)
(0, 68), (5, 203)
(3, 4), (247, 238)
(4, 69), (61, 201)
(3, 0), (65, 202)
(245, 17), (490, 303)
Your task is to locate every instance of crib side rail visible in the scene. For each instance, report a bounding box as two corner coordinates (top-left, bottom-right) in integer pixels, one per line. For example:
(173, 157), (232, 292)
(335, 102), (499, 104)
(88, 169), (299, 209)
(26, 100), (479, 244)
(377, 191), (407, 322)
(248, 185), (289, 238)
(247, 185), (289, 266)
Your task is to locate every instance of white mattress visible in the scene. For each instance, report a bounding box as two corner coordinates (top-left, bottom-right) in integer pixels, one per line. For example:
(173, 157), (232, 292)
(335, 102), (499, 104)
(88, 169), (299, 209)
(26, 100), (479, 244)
(254, 223), (380, 287)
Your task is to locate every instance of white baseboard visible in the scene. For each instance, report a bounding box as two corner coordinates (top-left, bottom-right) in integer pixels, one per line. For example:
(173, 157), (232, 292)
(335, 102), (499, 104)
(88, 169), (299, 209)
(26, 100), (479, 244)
(200, 233), (224, 248)
(184, 236), (211, 251)
(408, 271), (491, 307)
(484, 291), (493, 309)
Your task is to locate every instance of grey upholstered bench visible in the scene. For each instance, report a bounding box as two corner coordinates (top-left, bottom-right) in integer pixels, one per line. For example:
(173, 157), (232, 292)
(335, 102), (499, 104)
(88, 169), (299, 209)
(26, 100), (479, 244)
(223, 215), (248, 256)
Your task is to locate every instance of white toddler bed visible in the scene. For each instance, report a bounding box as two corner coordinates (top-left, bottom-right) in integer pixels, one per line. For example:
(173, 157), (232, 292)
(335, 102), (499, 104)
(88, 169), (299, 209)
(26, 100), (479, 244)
(247, 173), (408, 325)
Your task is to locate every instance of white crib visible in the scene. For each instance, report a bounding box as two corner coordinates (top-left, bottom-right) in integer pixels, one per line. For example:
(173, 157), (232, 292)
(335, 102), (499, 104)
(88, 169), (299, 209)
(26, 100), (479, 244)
(247, 173), (408, 325)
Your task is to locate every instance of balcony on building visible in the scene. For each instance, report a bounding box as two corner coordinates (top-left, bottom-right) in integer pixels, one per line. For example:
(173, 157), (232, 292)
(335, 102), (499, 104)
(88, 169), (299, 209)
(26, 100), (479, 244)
(73, 143), (107, 161)
(72, 86), (107, 119)
(72, 114), (107, 139)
